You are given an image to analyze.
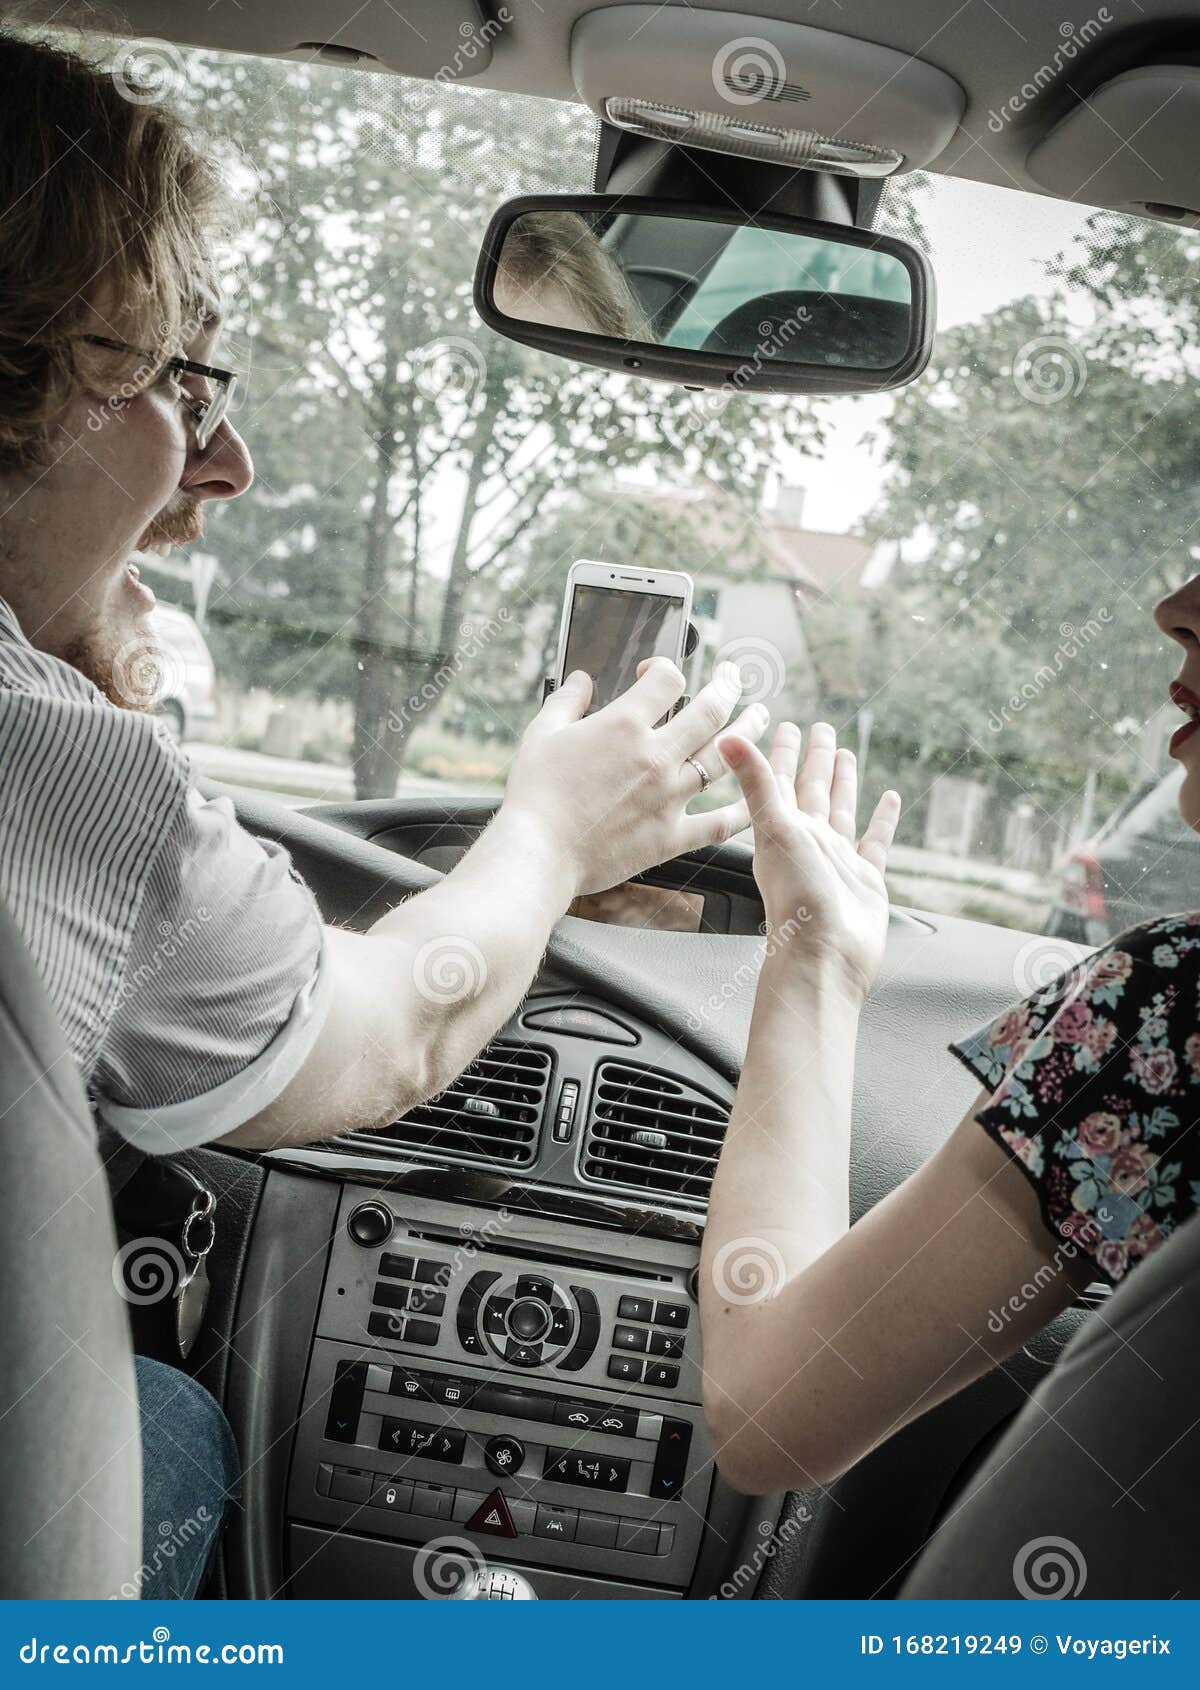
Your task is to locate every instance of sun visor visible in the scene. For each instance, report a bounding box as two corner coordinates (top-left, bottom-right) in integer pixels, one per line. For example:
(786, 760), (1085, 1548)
(570, 6), (964, 176)
(1026, 65), (1200, 228)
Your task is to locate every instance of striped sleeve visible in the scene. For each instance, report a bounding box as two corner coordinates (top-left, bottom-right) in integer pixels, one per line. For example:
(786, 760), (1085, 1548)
(91, 784), (332, 1153)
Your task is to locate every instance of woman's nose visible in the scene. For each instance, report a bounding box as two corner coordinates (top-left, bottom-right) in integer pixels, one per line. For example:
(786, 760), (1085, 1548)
(182, 418), (254, 501)
(1154, 573), (1200, 648)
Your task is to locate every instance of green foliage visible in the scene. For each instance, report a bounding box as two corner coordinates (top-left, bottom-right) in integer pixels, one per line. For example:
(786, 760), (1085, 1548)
(163, 52), (830, 794)
(852, 214), (1200, 841)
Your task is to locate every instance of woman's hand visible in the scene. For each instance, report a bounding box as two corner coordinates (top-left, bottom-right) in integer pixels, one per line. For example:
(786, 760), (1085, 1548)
(502, 657), (769, 899)
(719, 720), (901, 1000)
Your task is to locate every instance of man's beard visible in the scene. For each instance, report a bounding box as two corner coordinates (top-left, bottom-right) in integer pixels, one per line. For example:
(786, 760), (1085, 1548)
(62, 495), (204, 710)
(138, 494), (204, 552)
(61, 624), (161, 712)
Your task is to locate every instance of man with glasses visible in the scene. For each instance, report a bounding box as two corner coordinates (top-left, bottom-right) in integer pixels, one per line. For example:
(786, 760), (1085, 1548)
(0, 29), (763, 1597)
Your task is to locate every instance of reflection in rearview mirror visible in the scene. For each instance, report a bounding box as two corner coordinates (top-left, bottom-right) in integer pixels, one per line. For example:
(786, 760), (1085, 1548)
(487, 204), (918, 378)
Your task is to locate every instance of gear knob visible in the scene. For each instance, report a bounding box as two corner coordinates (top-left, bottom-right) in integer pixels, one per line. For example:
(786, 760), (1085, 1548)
(449, 1566), (538, 1600)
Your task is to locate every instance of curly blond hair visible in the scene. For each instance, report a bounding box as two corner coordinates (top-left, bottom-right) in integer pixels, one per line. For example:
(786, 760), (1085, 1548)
(0, 26), (232, 474)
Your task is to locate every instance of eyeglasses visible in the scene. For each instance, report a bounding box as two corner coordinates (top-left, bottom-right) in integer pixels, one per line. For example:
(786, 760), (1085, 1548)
(82, 333), (238, 453)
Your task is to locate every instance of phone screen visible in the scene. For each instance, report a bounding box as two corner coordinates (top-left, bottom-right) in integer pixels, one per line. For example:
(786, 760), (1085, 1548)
(563, 584), (686, 714)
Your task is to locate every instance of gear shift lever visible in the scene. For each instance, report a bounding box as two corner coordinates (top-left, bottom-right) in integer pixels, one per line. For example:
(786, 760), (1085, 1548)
(450, 1566), (538, 1600)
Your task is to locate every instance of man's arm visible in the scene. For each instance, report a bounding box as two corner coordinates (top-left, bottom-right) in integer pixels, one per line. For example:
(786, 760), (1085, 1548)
(699, 725), (1081, 1494)
(222, 658), (768, 1150)
(222, 807), (575, 1148)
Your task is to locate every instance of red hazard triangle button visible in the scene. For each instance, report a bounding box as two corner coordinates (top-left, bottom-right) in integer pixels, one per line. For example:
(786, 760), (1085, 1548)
(466, 1487), (517, 1538)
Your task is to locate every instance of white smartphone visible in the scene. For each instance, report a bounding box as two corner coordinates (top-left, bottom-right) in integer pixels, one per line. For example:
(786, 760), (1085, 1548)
(552, 559), (693, 716)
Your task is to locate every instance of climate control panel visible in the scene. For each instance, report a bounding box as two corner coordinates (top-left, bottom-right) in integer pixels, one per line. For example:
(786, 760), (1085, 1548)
(287, 1185), (712, 1595)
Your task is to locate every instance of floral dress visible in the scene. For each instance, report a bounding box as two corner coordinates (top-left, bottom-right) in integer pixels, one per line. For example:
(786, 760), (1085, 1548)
(951, 914), (1200, 1284)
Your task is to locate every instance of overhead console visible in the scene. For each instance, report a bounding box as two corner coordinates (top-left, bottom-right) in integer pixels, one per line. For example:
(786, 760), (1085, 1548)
(286, 1188), (721, 1598)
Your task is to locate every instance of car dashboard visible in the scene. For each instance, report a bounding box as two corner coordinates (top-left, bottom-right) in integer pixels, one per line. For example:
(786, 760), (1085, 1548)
(192, 788), (1102, 1601)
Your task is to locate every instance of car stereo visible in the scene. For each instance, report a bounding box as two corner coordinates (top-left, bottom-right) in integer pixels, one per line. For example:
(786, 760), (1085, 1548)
(286, 1186), (713, 1598)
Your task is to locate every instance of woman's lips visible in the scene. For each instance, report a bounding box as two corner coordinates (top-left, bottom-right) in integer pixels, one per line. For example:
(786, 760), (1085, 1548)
(1168, 679), (1200, 758)
(1171, 718), (1200, 758)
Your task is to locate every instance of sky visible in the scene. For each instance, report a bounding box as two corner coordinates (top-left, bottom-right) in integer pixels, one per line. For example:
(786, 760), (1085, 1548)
(780, 173), (1098, 533)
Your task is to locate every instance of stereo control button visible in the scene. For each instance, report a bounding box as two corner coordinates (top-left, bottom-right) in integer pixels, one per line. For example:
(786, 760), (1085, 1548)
(654, 1300), (690, 1329)
(575, 1510), (619, 1548)
(535, 1505), (577, 1543)
(484, 1435), (525, 1478)
(371, 1477), (413, 1512)
(465, 1488), (517, 1538)
(543, 1448), (630, 1492)
(505, 1340), (543, 1368)
(616, 1520), (660, 1555)
(379, 1418), (465, 1463)
(324, 1360), (366, 1444)
(649, 1418), (691, 1500)
(516, 1274), (555, 1302)
(347, 1203), (393, 1247)
(553, 1400), (638, 1437)
(558, 1287), (600, 1372)
(508, 1298), (552, 1342)
(473, 1383), (556, 1423)
(617, 1295), (654, 1322)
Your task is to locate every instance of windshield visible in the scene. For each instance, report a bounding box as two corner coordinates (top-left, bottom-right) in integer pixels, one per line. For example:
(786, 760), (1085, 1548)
(119, 45), (1198, 938)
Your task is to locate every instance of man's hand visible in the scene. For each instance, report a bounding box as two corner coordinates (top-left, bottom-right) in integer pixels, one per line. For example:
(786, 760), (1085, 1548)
(502, 657), (769, 897)
(720, 720), (901, 1000)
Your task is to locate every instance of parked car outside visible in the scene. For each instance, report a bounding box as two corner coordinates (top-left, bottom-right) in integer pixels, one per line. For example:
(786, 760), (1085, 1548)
(148, 601), (218, 745)
(1043, 767), (1197, 943)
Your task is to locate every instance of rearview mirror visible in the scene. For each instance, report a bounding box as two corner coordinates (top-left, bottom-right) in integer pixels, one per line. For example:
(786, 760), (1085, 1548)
(474, 194), (934, 396)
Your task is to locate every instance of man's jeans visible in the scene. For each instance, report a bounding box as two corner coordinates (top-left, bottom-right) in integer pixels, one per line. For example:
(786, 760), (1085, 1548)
(134, 1357), (241, 1599)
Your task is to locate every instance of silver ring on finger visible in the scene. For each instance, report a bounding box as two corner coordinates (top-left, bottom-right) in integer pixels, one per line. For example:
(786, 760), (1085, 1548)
(684, 754), (712, 794)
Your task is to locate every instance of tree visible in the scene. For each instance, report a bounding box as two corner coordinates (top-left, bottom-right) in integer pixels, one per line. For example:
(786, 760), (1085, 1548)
(856, 215), (1200, 847)
(173, 53), (831, 795)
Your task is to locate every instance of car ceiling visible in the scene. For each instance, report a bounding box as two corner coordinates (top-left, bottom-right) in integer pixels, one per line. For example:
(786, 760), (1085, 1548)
(41, 1), (1200, 213)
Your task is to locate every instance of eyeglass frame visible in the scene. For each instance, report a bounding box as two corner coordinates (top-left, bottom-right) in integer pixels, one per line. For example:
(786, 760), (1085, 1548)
(81, 333), (238, 453)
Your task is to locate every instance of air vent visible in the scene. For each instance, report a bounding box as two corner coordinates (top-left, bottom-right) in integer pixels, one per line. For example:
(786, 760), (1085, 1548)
(580, 1060), (730, 1206)
(333, 1040), (551, 1169)
(719, 71), (811, 105)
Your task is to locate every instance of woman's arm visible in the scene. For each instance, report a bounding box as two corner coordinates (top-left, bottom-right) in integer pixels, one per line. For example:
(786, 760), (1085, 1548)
(701, 724), (1084, 1494)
